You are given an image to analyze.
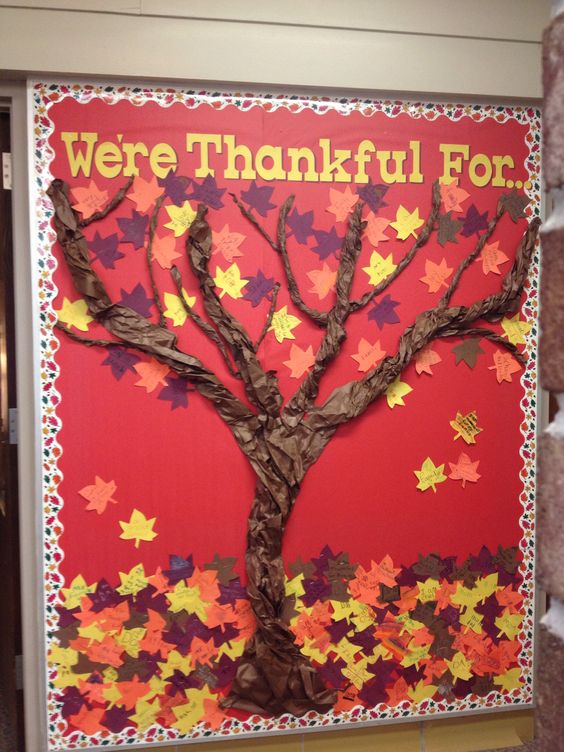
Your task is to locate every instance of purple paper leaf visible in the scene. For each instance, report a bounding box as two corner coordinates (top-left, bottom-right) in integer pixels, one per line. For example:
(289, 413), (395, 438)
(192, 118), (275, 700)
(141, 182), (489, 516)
(90, 231), (124, 269)
(101, 348), (141, 381)
(164, 554), (194, 584)
(367, 294), (400, 329)
(350, 628), (378, 653)
(188, 175), (225, 209)
(60, 687), (88, 719)
(241, 180), (276, 217)
(317, 657), (347, 688)
(358, 678), (389, 706)
(119, 282), (154, 318)
(461, 204), (489, 237)
(357, 181), (388, 212)
(117, 211), (149, 249)
(158, 172), (190, 206)
(287, 207), (315, 244)
(326, 619), (353, 643)
(158, 376), (189, 410)
(89, 579), (123, 612)
(218, 579), (248, 605)
(311, 227), (343, 260)
(213, 654), (238, 687)
(243, 269), (276, 307)
(301, 578), (331, 607)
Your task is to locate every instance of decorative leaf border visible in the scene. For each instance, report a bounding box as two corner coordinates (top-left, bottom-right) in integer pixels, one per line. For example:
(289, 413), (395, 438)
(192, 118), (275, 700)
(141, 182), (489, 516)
(30, 81), (541, 750)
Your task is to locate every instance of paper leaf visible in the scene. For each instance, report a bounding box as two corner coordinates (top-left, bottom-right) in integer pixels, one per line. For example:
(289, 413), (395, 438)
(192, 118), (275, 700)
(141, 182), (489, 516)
(90, 231), (124, 269)
(152, 232), (181, 269)
(501, 313), (532, 345)
(307, 262), (337, 300)
(55, 297), (93, 332)
(164, 201), (197, 237)
(311, 227), (343, 260)
(326, 186), (359, 221)
(414, 457), (447, 493)
(134, 359), (170, 393)
(362, 251), (397, 286)
(117, 563), (148, 596)
(241, 180), (276, 216)
(283, 344), (315, 379)
(480, 240), (509, 275)
(78, 476), (117, 514)
(488, 350), (521, 383)
(61, 574), (95, 609)
(450, 410), (482, 444)
(163, 289), (196, 327)
(242, 269), (276, 307)
(408, 679), (438, 703)
(158, 376), (189, 410)
(188, 175), (225, 209)
(268, 305), (302, 343)
(500, 189), (530, 222)
(214, 262), (247, 300)
(494, 667), (525, 692)
(368, 294), (400, 329)
(461, 204), (488, 237)
(358, 180), (388, 212)
(119, 509), (157, 548)
(420, 258), (453, 293)
(171, 688), (211, 734)
(351, 338), (385, 373)
(386, 377), (412, 408)
(452, 338), (484, 368)
(117, 211), (148, 249)
(390, 205), (424, 240)
(68, 705), (105, 735)
(127, 175), (162, 212)
(415, 346), (442, 376)
(287, 207), (314, 244)
(448, 452), (481, 487)
(440, 179), (469, 213)
(365, 212), (391, 246)
(130, 697), (160, 732)
(71, 181), (108, 218)
(495, 610), (523, 640)
(211, 224), (245, 262)
(202, 698), (228, 730)
(437, 212), (462, 246)
(445, 652), (473, 681)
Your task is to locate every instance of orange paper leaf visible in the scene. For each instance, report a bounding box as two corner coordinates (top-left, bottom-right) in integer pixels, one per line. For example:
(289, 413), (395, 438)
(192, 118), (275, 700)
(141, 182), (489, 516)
(420, 258), (453, 293)
(448, 452), (481, 487)
(78, 476), (117, 514)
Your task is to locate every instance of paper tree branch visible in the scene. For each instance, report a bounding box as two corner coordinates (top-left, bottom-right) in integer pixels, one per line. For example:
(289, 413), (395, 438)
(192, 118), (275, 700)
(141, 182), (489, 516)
(48, 175), (539, 721)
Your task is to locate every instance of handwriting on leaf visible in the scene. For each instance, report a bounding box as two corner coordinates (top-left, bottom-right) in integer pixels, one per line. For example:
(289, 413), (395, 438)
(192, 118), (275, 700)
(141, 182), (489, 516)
(480, 240), (509, 275)
(152, 232), (181, 269)
(390, 205), (424, 240)
(501, 313), (532, 345)
(119, 509), (157, 548)
(414, 457), (447, 493)
(420, 258), (453, 293)
(268, 305), (302, 343)
(386, 377), (412, 408)
(134, 358), (170, 393)
(365, 212), (391, 246)
(440, 179), (469, 213)
(78, 476), (117, 514)
(163, 289), (196, 327)
(307, 262), (337, 300)
(164, 201), (197, 237)
(362, 251), (397, 286)
(489, 350), (521, 383)
(415, 346), (442, 376)
(55, 297), (93, 332)
(351, 338), (385, 373)
(127, 175), (162, 213)
(211, 224), (246, 262)
(61, 574), (95, 609)
(72, 181), (108, 218)
(214, 262), (247, 300)
(283, 344), (315, 379)
(450, 410), (482, 444)
(326, 186), (359, 221)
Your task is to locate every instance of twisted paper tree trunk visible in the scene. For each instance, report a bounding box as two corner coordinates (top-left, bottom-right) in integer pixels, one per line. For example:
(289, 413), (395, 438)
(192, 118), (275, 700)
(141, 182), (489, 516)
(47, 178), (539, 717)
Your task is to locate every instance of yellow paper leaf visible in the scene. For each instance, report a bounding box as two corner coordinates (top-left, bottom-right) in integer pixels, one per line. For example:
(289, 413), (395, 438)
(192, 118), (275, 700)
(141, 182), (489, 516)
(301, 636), (328, 664)
(414, 457), (447, 493)
(445, 651), (473, 680)
(285, 573), (306, 599)
(158, 649), (193, 680)
(119, 508), (157, 548)
(450, 410), (482, 445)
(408, 679), (438, 703)
(163, 289), (196, 327)
(167, 581), (208, 620)
(401, 643), (430, 668)
(130, 697), (160, 732)
(214, 262), (247, 300)
(61, 574), (95, 609)
(117, 563), (149, 596)
(268, 305), (302, 343)
(115, 627), (146, 658)
(342, 659), (372, 689)
(391, 205), (424, 240)
(495, 610), (523, 640)
(501, 313), (532, 345)
(417, 578), (440, 603)
(55, 297), (93, 332)
(48, 645), (78, 668)
(172, 687), (214, 733)
(362, 251), (397, 286)
(459, 607), (484, 634)
(78, 622), (106, 642)
(164, 201), (197, 237)
(386, 377), (412, 408)
(494, 667), (524, 692)
(474, 573), (499, 604)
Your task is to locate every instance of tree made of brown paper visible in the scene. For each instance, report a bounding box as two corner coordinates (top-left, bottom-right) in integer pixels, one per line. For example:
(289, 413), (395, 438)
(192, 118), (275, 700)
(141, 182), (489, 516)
(47, 177), (538, 718)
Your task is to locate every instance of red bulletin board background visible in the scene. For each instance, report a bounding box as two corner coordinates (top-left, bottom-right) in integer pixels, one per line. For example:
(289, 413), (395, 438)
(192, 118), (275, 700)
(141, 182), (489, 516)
(33, 84), (540, 750)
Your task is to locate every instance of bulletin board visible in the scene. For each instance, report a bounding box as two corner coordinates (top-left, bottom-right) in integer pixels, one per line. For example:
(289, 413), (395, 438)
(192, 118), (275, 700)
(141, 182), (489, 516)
(30, 82), (541, 750)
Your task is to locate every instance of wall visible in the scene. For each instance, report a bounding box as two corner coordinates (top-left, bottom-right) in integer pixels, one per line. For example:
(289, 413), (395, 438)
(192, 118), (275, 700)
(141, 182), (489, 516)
(0, 2), (550, 751)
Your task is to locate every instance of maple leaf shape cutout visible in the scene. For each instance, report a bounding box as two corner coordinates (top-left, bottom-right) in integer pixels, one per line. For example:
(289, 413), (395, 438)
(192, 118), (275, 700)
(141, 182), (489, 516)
(351, 338), (385, 373)
(420, 258), (453, 293)
(452, 338), (484, 368)
(414, 457), (447, 493)
(368, 294), (400, 329)
(90, 231), (124, 269)
(241, 180), (276, 216)
(307, 262), (337, 300)
(326, 186), (359, 221)
(500, 188), (530, 222)
(311, 227), (343, 260)
(130, 698), (160, 732)
(461, 204), (488, 237)
(283, 343), (315, 378)
(448, 452), (481, 487)
(365, 212), (391, 246)
(501, 313), (531, 345)
(68, 705), (106, 735)
(243, 269), (276, 307)
(117, 211), (149, 249)
(362, 251), (397, 286)
(488, 349), (521, 383)
(390, 205), (424, 240)
(71, 181), (108, 218)
(202, 698), (228, 731)
(450, 410), (482, 444)
(78, 476), (118, 514)
(437, 212), (462, 247)
(439, 179), (470, 213)
(134, 358), (170, 393)
(211, 224), (245, 262)
(479, 240), (509, 275)
(164, 201), (197, 237)
(268, 305), (302, 343)
(287, 207), (314, 244)
(126, 175), (162, 212)
(119, 509), (157, 548)
(187, 175), (225, 209)
(152, 232), (181, 269)
(163, 289), (196, 327)
(494, 667), (524, 693)
(214, 262), (247, 300)
(55, 297), (93, 332)
(171, 687), (212, 734)
(386, 377), (412, 408)
(415, 345), (442, 375)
